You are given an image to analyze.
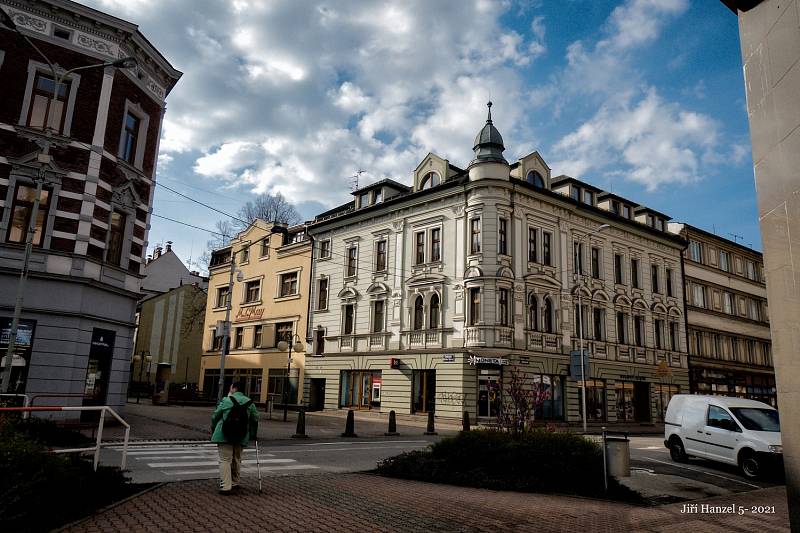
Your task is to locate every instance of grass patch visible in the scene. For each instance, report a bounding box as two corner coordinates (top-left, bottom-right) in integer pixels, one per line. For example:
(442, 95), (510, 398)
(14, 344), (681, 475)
(0, 415), (139, 532)
(376, 429), (643, 503)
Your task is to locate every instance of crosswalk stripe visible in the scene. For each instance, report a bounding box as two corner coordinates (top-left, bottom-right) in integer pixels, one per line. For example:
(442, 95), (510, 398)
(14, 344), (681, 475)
(107, 444), (217, 451)
(136, 454), (275, 460)
(147, 458), (295, 468)
(126, 449), (259, 456)
(165, 464), (319, 476)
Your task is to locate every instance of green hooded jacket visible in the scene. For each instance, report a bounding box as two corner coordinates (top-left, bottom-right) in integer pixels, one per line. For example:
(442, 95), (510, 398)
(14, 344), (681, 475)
(210, 391), (259, 445)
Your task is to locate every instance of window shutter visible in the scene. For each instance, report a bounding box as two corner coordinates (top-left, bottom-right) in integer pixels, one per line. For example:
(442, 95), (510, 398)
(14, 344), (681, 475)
(262, 324), (276, 348)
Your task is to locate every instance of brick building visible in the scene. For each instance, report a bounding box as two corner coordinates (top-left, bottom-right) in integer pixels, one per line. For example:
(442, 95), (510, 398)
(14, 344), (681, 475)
(0, 0), (180, 417)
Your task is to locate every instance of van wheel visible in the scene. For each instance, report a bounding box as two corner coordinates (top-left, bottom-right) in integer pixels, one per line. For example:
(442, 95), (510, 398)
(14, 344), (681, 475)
(669, 438), (688, 463)
(739, 450), (760, 479)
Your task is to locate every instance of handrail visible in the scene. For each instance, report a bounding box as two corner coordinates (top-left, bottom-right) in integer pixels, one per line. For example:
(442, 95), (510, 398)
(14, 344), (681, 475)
(0, 393), (30, 418)
(0, 405), (130, 470)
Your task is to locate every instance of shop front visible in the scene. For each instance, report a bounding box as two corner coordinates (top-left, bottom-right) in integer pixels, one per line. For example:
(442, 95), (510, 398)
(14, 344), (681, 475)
(691, 366), (776, 406)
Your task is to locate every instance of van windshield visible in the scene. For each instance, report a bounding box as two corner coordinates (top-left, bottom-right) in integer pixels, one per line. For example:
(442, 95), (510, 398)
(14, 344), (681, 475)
(729, 408), (780, 432)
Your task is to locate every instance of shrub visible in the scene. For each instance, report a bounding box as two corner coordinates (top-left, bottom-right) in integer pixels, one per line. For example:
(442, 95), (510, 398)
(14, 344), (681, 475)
(0, 417), (134, 532)
(376, 429), (642, 502)
(3, 415), (93, 447)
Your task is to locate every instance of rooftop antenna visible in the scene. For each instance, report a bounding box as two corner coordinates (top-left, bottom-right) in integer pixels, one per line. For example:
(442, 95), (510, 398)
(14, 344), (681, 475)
(728, 232), (743, 244)
(351, 169), (365, 192)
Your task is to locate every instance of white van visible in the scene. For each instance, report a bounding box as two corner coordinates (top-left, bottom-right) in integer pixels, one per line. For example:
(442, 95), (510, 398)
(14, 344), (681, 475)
(664, 395), (781, 479)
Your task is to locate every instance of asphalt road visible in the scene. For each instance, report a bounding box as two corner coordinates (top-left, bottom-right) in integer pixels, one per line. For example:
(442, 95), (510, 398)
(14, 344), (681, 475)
(629, 435), (784, 494)
(102, 437), (440, 483)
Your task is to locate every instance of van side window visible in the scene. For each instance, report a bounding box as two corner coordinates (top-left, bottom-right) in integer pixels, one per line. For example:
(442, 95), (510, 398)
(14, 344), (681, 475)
(707, 405), (740, 432)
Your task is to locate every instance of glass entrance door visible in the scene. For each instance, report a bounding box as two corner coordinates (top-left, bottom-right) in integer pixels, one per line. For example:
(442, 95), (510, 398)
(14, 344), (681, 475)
(412, 370), (436, 413)
(477, 377), (500, 418)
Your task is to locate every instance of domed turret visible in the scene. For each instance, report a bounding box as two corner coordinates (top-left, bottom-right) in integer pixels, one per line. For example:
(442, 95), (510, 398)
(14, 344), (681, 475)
(470, 102), (507, 166)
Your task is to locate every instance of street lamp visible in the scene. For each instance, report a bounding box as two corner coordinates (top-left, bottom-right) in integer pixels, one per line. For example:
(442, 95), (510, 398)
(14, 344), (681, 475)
(131, 351), (152, 404)
(0, 8), (137, 393)
(277, 334), (304, 422)
(576, 223), (609, 433)
(216, 249), (244, 401)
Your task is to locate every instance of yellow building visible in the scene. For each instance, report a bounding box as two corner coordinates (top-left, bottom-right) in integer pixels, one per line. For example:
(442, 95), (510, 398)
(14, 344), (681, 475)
(199, 221), (311, 404)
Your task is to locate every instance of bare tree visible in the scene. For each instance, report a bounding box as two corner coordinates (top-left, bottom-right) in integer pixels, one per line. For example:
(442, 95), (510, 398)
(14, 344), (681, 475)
(496, 367), (551, 436)
(181, 287), (208, 335)
(197, 219), (236, 272)
(235, 192), (302, 231)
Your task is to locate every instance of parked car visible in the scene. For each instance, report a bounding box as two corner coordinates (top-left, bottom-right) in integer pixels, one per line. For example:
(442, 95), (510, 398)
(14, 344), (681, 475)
(664, 394), (781, 479)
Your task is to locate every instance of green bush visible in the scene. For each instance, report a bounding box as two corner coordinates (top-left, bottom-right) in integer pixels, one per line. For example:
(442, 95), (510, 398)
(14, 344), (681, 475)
(377, 429), (642, 502)
(3, 415), (94, 447)
(0, 418), (135, 532)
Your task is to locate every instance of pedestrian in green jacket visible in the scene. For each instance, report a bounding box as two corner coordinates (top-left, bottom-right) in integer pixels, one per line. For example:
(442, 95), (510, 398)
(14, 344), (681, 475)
(211, 381), (259, 494)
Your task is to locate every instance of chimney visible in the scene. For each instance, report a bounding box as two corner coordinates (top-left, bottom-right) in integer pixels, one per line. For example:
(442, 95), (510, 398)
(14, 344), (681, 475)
(271, 222), (289, 246)
(165, 241), (173, 252)
(153, 245), (163, 258)
(147, 254), (153, 264)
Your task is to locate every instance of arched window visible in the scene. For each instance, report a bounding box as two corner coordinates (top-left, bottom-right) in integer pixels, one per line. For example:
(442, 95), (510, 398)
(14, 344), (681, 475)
(429, 293), (440, 329)
(526, 170), (545, 188)
(543, 297), (554, 333)
(528, 293), (538, 331)
(413, 295), (424, 330)
(420, 171), (440, 190)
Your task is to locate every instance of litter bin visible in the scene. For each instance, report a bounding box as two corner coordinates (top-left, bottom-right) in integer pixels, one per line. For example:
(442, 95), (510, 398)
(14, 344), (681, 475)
(604, 434), (630, 478)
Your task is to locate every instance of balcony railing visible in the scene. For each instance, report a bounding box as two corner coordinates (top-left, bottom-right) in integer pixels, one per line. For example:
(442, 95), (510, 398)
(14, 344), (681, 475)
(464, 326), (486, 346)
(495, 326), (514, 347)
(525, 331), (561, 353)
(403, 329), (445, 349)
(339, 335), (353, 350)
(369, 334), (388, 351)
(464, 326), (513, 347)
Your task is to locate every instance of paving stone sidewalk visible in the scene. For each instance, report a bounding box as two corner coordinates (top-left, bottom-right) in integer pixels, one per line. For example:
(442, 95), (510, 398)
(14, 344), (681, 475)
(60, 473), (790, 532)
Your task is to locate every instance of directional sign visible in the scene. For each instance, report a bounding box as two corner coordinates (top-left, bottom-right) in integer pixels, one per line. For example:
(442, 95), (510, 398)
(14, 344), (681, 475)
(569, 350), (590, 380)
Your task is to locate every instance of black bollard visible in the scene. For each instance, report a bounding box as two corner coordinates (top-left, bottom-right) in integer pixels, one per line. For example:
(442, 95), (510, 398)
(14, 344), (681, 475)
(462, 411), (471, 432)
(385, 410), (399, 436)
(424, 410), (437, 435)
(341, 409), (358, 437)
(292, 408), (309, 439)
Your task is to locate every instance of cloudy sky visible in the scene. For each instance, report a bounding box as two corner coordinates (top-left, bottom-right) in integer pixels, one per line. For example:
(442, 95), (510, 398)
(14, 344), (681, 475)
(84, 0), (756, 271)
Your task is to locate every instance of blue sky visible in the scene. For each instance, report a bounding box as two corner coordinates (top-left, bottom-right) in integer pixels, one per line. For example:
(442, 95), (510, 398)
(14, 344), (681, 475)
(84, 0), (759, 270)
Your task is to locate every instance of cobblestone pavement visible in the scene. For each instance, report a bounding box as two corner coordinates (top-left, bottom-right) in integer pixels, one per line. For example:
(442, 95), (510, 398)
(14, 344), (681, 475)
(60, 473), (790, 532)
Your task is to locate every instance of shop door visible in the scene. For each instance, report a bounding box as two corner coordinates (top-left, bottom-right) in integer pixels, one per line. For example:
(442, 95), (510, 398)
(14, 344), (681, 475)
(412, 370), (436, 413)
(82, 329), (115, 422)
(634, 382), (651, 422)
(477, 377), (500, 418)
(309, 379), (326, 411)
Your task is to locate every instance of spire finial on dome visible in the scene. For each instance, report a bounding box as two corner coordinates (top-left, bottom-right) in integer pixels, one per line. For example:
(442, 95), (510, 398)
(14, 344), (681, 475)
(470, 102), (507, 166)
(487, 101), (493, 123)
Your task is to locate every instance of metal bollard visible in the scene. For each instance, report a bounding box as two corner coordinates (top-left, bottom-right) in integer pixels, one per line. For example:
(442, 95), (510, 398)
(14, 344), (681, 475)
(424, 410), (437, 435)
(462, 411), (471, 432)
(385, 410), (399, 436)
(341, 409), (358, 437)
(292, 408), (309, 439)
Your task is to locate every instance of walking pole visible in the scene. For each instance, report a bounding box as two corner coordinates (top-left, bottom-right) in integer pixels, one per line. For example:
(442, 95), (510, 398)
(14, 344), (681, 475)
(255, 439), (262, 494)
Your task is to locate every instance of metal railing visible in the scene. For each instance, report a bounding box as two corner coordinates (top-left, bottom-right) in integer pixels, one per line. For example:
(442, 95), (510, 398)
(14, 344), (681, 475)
(0, 393), (31, 418)
(0, 405), (130, 471)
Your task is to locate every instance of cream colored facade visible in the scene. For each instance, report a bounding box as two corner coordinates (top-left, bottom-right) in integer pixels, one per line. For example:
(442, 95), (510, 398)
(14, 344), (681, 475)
(199, 221), (311, 403)
(669, 223), (774, 404)
(304, 108), (689, 425)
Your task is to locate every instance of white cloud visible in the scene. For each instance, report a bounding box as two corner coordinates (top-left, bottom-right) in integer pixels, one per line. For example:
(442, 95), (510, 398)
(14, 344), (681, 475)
(552, 89), (718, 190)
(80, 0), (547, 208)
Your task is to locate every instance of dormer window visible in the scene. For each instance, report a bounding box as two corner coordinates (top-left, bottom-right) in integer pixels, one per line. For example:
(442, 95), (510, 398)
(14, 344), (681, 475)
(611, 201), (620, 215)
(526, 170), (545, 188)
(570, 186), (580, 201)
(374, 189), (382, 204)
(583, 190), (593, 205)
(359, 192), (370, 207)
(420, 172), (440, 190)
(623, 205), (631, 219)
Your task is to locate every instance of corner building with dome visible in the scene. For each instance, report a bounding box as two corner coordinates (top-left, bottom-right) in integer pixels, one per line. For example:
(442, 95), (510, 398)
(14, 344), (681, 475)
(303, 104), (689, 426)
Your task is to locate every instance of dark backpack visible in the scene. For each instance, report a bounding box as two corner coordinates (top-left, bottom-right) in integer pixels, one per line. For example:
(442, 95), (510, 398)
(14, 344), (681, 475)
(222, 396), (253, 441)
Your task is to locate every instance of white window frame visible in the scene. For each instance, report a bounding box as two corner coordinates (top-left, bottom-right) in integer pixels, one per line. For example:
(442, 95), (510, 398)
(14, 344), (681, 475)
(117, 100), (150, 170)
(276, 268), (301, 298)
(316, 276), (330, 311)
(318, 238), (331, 260)
(19, 60), (82, 136)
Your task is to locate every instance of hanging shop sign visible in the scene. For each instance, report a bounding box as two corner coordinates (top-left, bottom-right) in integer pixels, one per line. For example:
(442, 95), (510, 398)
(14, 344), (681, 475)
(519, 356), (530, 365)
(468, 356), (509, 366)
(442, 354), (455, 362)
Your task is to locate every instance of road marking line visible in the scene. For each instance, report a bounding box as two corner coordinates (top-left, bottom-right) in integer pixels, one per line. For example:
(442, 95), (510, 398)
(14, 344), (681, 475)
(642, 457), (762, 488)
(107, 444), (217, 451)
(267, 444), (429, 453)
(635, 446), (667, 450)
(147, 458), (295, 468)
(165, 464), (319, 476)
(136, 454), (275, 460)
(293, 440), (428, 446)
(126, 449), (259, 456)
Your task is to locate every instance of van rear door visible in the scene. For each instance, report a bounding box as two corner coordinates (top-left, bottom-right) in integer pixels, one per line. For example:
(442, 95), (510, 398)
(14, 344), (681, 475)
(681, 397), (707, 457)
